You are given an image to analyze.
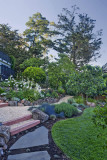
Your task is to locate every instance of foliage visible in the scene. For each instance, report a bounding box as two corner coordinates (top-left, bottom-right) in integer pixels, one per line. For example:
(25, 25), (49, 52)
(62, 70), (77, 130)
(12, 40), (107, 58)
(58, 87), (65, 94)
(51, 91), (59, 98)
(66, 65), (106, 97)
(50, 114), (57, 120)
(52, 108), (107, 160)
(67, 98), (76, 104)
(23, 66), (46, 83)
(23, 12), (54, 57)
(87, 98), (97, 103)
(93, 104), (107, 129)
(0, 24), (29, 72)
(0, 87), (5, 94)
(71, 103), (79, 108)
(23, 88), (40, 102)
(6, 90), (16, 100)
(48, 54), (75, 89)
(74, 96), (85, 104)
(2, 77), (44, 101)
(20, 58), (46, 71)
(10, 55), (16, 69)
(54, 6), (102, 66)
(78, 104), (88, 109)
(55, 102), (78, 118)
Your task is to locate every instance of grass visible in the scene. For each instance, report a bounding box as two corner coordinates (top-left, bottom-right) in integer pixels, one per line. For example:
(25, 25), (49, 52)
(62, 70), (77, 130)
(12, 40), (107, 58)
(52, 108), (107, 160)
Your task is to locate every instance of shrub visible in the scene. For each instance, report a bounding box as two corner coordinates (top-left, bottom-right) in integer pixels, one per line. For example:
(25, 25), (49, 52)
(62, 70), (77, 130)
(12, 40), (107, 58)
(0, 87), (5, 94)
(58, 87), (65, 94)
(23, 88), (40, 102)
(87, 98), (97, 103)
(23, 66), (46, 83)
(74, 96), (85, 104)
(78, 104), (88, 109)
(6, 90), (16, 100)
(50, 114), (57, 120)
(14, 91), (24, 100)
(46, 93), (51, 97)
(11, 97), (20, 102)
(72, 103), (79, 107)
(55, 102), (78, 118)
(68, 98), (76, 104)
(51, 91), (59, 98)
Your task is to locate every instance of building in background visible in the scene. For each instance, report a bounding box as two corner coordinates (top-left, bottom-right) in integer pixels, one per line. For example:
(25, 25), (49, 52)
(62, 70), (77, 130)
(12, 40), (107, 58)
(0, 51), (14, 80)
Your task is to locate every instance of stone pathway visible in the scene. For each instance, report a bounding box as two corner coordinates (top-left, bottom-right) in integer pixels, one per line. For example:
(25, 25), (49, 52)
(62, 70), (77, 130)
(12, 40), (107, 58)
(8, 126), (50, 160)
(8, 151), (50, 160)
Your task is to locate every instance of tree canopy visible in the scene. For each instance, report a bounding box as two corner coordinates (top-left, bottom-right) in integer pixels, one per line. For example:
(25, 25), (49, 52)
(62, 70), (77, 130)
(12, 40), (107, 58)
(54, 6), (102, 66)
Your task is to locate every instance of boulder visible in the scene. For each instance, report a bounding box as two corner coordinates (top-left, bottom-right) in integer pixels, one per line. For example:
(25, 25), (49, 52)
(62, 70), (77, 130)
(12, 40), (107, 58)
(11, 97), (20, 102)
(24, 100), (32, 106)
(8, 101), (18, 106)
(32, 109), (49, 123)
(86, 102), (96, 107)
(0, 125), (10, 149)
(18, 103), (24, 106)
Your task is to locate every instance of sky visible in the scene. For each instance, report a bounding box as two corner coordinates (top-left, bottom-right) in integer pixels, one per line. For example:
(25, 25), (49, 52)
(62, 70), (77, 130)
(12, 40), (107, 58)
(0, 0), (107, 66)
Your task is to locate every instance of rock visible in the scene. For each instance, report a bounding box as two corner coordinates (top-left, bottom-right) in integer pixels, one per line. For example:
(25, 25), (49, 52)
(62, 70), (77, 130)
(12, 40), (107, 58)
(8, 101), (18, 106)
(0, 125), (10, 149)
(24, 100), (32, 106)
(10, 126), (49, 149)
(77, 108), (82, 113)
(1, 96), (7, 102)
(54, 154), (61, 159)
(86, 102), (96, 107)
(26, 148), (30, 152)
(18, 103), (24, 106)
(8, 151), (50, 160)
(21, 99), (25, 104)
(11, 97), (20, 102)
(32, 109), (49, 122)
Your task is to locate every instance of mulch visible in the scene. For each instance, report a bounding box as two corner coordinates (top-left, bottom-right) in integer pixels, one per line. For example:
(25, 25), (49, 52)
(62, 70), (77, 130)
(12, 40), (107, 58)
(3, 119), (70, 160)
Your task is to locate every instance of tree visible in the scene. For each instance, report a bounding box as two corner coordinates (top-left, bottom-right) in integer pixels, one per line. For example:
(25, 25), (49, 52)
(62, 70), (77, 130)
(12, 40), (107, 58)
(47, 54), (75, 89)
(23, 12), (54, 58)
(54, 6), (102, 66)
(66, 65), (106, 98)
(0, 24), (29, 72)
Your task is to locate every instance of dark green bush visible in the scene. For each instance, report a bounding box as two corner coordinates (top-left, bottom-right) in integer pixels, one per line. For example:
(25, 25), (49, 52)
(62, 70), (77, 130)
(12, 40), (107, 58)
(52, 91), (59, 98)
(23, 89), (40, 102)
(6, 90), (16, 100)
(23, 66), (46, 83)
(58, 87), (65, 94)
(72, 103), (79, 107)
(55, 102), (78, 118)
(14, 91), (24, 100)
(0, 87), (5, 94)
(68, 98), (76, 104)
(46, 93), (51, 97)
(74, 96), (85, 104)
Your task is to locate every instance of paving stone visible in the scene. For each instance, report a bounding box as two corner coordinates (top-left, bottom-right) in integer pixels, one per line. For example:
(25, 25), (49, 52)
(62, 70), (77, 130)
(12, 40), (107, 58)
(10, 126), (48, 150)
(8, 151), (50, 160)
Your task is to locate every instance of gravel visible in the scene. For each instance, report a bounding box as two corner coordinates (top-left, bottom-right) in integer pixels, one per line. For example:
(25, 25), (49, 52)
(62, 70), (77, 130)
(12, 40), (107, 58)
(0, 106), (31, 122)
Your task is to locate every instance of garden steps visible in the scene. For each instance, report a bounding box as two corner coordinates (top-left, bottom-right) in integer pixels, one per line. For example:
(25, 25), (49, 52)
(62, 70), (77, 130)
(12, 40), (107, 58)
(0, 102), (8, 108)
(3, 114), (40, 136)
(10, 119), (40, 136)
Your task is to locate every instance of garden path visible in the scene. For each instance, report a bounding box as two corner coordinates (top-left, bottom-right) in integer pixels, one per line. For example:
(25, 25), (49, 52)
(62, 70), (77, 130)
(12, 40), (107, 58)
(0, 95), (72, 123)
(8, 126), (50, 160)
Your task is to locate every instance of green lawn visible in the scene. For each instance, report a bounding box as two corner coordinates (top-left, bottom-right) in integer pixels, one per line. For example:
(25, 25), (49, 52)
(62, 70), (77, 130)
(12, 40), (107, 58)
(52, 108), (107, 160)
